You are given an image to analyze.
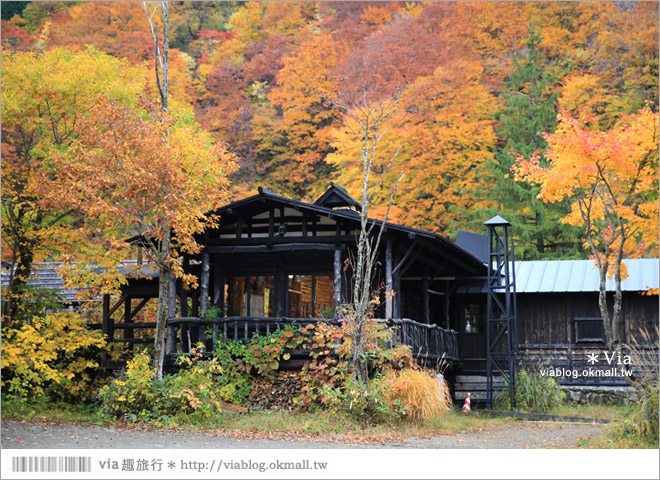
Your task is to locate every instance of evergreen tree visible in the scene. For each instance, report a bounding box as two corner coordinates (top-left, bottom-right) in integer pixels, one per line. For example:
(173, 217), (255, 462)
(453, 24), (583, 259)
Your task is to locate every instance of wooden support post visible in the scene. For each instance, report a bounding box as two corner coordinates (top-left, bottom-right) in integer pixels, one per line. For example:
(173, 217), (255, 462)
(212, 254), (224, 315)
(333, 247), (342, 317)
(102, 294), (114, 340)
(124, 297), (133, 349)
(166, 270), (177, 354)
(268, 209), (274, 238)
(192, 292), (199, 317)
(386, 238), (393, 319)
(444, 282), (450, 329)
(393, 259), (401, 319)
(422, 267), (430, 324)
(276, 256), (287, 316)
(198, 252), (210, 345)
(181, 257), (189, 317)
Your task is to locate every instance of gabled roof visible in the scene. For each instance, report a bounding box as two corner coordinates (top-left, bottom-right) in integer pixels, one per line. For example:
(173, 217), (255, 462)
(314, 183), (362, 211)
(1, 261), (159, 303)
(210, 186), (486, 275)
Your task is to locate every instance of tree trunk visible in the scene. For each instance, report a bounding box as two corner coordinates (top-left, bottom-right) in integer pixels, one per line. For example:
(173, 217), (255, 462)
(161, 1), (169, 112)
(3, 236), (36, 325)
(598, 258), (613, 351)
(153, 260), (170, 380)
(153, 230), (172, 380)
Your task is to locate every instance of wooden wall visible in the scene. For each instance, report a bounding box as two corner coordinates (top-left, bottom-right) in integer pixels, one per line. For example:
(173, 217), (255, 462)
(518, 292), (658, 346)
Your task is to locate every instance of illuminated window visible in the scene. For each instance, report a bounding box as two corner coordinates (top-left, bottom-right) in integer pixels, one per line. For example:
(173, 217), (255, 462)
(288, 275), (334, 318)
(225, 276), (275, 317)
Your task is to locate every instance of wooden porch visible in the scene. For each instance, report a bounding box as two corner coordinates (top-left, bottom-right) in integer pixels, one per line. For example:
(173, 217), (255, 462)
(164, 316), (459, 362)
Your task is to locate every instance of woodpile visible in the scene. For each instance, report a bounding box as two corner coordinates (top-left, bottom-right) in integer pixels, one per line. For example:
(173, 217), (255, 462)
(247, 370), (305, 411)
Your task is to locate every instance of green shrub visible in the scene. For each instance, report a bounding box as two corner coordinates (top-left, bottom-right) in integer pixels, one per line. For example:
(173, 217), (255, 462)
(99, 345), (255, 424)
(315, 374), (409, 425)
(210, 340), (253, 405)
(496, 369), (565, 413)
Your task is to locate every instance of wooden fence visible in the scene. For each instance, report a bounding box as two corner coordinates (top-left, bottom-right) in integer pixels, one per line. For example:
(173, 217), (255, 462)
(166, 316), (459, 362)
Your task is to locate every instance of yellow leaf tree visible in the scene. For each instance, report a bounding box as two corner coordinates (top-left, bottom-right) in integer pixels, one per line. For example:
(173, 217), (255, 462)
(0, 46), (144, 324)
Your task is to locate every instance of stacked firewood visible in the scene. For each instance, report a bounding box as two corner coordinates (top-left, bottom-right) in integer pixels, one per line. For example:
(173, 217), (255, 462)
(247, 370), (305, 411)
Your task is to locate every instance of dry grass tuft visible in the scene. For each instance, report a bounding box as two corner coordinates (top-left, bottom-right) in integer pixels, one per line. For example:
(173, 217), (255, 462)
(384, 368), (451, 421)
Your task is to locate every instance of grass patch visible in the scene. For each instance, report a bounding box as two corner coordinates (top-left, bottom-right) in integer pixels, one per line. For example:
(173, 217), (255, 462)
(548, 403), (636, 422)
(6, 396), (643, 447)
(2, 395), (107, 425)
(216, 406), (512, 440)
(2, 394), (511, 439)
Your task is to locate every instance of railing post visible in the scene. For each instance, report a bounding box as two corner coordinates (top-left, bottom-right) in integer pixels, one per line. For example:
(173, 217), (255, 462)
(385, 239), (393, 319)
(333, 247), (342, 318)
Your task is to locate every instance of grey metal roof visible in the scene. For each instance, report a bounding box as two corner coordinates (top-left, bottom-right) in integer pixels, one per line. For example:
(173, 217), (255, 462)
(1, 261), (159, 303)
(514, 258), (659, 293)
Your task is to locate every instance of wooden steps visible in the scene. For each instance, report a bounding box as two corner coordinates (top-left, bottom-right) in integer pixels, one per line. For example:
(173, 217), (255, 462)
(453, 375), (507, 401)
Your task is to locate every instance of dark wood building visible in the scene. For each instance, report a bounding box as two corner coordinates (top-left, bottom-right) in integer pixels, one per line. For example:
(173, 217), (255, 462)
(102, 185), (488, 368)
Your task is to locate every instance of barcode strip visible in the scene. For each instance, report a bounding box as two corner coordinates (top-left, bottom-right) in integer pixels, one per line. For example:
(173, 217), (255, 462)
(12, 456), (91, 473)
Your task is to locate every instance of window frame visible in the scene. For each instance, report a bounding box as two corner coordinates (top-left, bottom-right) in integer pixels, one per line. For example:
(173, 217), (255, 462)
(574, 317), (606, 344)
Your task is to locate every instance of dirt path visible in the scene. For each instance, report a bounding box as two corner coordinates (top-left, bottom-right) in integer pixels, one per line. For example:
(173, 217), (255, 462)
(2, 419), (602, 449)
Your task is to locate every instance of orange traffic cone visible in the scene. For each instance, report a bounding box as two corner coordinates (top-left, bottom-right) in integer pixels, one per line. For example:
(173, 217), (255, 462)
(462, 393), (471, 413)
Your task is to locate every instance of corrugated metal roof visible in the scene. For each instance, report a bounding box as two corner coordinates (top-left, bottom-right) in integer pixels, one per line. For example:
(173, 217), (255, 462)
(457, 258), (659, 294)
(513, 258), (659, 293)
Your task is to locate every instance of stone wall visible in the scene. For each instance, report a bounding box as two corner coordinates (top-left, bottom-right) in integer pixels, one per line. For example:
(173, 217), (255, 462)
(560, 385), (637, 405)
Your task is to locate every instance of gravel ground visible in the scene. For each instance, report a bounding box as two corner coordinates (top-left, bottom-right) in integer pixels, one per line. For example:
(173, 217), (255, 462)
(2, 419), (603, 449)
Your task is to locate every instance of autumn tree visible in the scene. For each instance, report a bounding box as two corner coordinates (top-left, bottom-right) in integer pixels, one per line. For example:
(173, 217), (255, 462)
(514, 107), (659, 351)
(142, 0), (172, 376)
(253, 34), (340, 198)
(42, 96), (236, 378)
(325, 72), (406, 383)
(0, 46), (144, 324)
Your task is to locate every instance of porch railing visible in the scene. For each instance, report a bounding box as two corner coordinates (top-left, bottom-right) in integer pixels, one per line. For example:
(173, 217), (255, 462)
(391, 318), (459, 361)
(166, 316), (458, 362)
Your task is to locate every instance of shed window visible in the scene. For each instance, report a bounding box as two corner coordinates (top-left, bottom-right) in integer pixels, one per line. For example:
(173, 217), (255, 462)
(574, 318), (605, 343)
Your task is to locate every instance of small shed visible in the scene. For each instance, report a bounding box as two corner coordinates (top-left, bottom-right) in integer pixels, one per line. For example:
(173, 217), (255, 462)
(456, 257), (659, 385)
(514, 258), (658, 385)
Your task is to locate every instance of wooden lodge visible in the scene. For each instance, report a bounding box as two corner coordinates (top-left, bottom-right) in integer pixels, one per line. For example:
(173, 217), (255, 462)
(101, 184), (488, 371)
(453, 257), (659, 400)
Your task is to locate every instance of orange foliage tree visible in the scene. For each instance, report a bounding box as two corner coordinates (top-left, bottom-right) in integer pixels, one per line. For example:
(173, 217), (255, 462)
(254, 34), (341, 198)
(41, 96), (236, 377)
(514, 107), (659, 350)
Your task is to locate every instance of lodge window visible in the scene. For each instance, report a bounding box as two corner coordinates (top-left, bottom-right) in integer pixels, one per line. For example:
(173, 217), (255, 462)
(574, 317), (605, 343)
(224, 274), (333, 318)
(225, 276), (275, 317)
(288, 275), (334, 318)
